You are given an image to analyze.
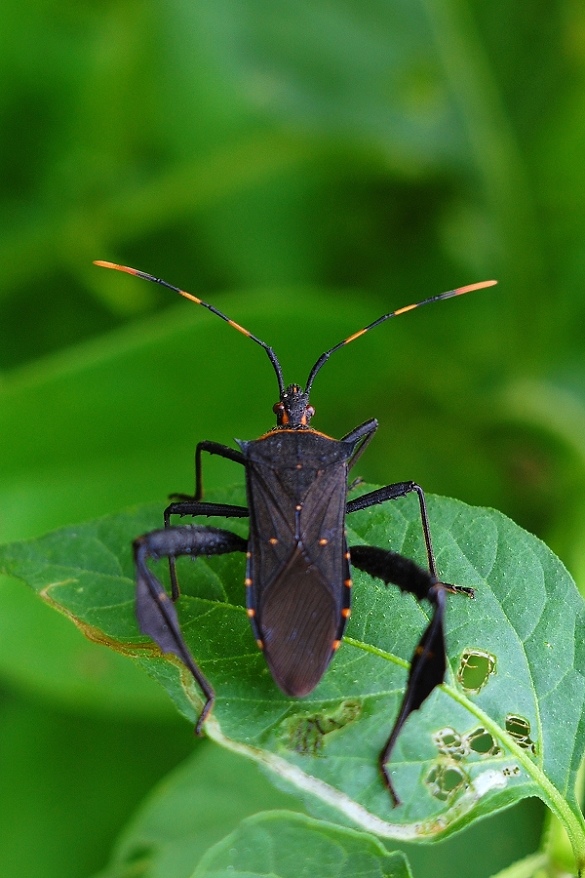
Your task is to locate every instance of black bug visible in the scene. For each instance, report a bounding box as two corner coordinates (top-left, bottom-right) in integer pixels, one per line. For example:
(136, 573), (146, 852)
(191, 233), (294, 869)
(95, 260), (496, 805)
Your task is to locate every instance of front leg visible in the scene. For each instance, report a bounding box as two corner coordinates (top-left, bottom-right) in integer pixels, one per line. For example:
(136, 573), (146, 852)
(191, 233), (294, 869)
(350, 545), (470, 806)
(134, 524), (247, 732)
(170, 440), (246, 503)
(165, 440), (247, 597)
(342, 418), (378, 471)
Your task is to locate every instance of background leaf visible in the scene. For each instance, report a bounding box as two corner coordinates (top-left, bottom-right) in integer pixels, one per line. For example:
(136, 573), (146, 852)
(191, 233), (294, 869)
(92, 746), (301, 878)
(191, 811), (412, 878)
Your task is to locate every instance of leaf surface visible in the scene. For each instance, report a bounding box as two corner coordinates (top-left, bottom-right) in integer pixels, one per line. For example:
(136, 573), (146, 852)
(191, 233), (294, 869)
(1, 490), (584, 841)
(192, 811), (412, 878)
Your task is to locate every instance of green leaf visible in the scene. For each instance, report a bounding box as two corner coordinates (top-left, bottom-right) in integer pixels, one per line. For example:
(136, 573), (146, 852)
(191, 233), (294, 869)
(92, 735), (544, 878)
(192, 811), (412, 878)
(1, 490), (584, 854)
(93, 744), (301, 878)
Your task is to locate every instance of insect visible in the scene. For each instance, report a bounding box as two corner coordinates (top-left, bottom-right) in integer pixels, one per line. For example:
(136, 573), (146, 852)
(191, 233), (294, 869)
(95, 260), (496, 805)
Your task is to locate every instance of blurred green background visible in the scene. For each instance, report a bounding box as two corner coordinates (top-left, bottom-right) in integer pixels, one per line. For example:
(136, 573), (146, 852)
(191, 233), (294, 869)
(1, 1), (584, 876)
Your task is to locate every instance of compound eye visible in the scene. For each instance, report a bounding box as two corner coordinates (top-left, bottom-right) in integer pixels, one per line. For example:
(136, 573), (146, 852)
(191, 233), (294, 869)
(273, 402), (285, 414)
(307, 405), (315, 418)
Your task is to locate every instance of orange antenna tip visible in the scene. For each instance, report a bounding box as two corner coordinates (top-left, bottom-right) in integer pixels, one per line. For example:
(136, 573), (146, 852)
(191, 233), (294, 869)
(456, 279), (498, 295)
(94, 260), (139, 276)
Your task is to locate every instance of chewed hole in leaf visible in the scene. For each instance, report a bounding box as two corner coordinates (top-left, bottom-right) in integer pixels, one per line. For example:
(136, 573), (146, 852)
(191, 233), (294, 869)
(466, 727), (501, 757)
(457, 648), (497, 694)
(280, 699), (361, 756)
(432, 727), (468, 761)
(505, 714), (537, 755)
(425, 762), (469, 801)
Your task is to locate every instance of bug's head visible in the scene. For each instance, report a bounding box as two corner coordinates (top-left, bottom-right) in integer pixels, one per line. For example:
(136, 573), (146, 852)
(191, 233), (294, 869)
(273, 384), (315, 429)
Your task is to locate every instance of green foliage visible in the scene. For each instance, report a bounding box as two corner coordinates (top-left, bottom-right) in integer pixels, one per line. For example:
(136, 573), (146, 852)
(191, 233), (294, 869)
(2, 0), (585, 875)
(191, 811), (413, 878)
(2, 491), (585, 875)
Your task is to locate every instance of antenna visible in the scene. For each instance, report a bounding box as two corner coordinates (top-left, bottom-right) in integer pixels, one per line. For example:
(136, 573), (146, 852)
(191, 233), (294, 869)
(94, 261), (285, 395)
(95, 261), (497, 401)
(304, 280), (497, 395)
